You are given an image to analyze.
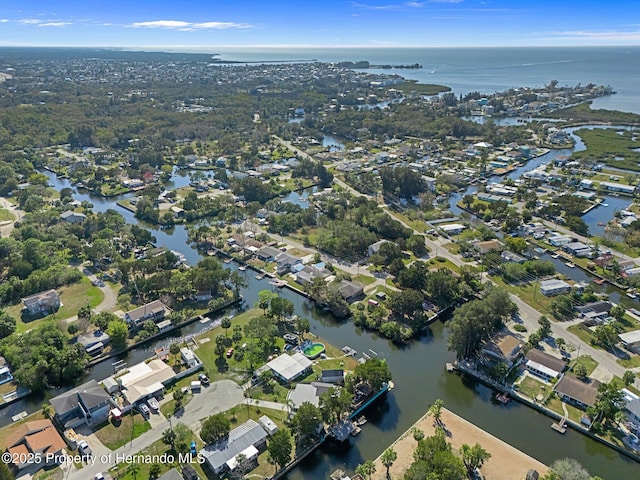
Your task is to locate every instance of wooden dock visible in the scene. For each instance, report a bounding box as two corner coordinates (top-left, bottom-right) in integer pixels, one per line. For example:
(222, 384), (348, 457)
(551, 417), (567, 434)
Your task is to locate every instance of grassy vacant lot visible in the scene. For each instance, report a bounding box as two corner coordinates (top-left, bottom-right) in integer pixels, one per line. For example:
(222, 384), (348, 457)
(571, 127), (640, 171)
(517, 375), (551, 401)
(0, 207), (14, 221)
(93, 413), (151, 450)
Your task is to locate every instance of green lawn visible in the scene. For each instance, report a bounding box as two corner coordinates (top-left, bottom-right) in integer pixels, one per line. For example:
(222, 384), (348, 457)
(546, 396), (585, 424)
(566, 324), (595, 347)
(12, 277), (104, 333)
(93, 413), (151, 450)
(517, 375), (551, 401)
(160, 392), (194, 417)
(617, 355), (640, 369)
(570, 355), (599, 376)
(0, 208), (14, 221)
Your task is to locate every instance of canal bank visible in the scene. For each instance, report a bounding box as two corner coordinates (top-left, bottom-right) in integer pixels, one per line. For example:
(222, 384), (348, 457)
(9, 168), (634, 480)
(368, 407), (548, 480)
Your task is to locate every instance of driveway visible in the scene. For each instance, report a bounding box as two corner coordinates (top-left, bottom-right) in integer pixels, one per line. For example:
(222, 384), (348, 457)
(64, 380), (243, 480)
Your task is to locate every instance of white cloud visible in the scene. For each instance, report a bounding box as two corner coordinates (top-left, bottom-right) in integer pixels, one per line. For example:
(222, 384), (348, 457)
(0, 19), (9, 23)
(130, 20), (252, 30)
(19, 19), (43, 25)
(38, 22), (71, 27)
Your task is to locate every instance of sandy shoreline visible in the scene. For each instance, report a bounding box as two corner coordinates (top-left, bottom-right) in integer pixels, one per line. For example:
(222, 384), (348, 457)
(369, 408), (548, 480)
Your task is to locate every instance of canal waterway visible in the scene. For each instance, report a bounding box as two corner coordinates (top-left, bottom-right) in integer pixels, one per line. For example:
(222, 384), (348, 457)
(1, 163), (638, 478)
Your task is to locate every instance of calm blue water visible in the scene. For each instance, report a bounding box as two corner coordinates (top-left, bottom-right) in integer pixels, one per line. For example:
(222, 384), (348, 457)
(193, 46), (640, 114)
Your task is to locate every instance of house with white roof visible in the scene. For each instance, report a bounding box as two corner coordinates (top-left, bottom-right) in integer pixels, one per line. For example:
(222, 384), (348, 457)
(266, 352), (313, 383)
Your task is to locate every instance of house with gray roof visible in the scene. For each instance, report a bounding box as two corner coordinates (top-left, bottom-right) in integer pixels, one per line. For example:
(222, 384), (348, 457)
(49, 379), (113, 428)
(124, 300), (169, 327)
(22, 289), (60, 316)
(157, 468), (184, 480)
(287, 382), (335, 411)
(60, 210), (87, 223)
(338, 280), (364, 303)
(267, 352), (313, 383)
(201, 419), (268, 475)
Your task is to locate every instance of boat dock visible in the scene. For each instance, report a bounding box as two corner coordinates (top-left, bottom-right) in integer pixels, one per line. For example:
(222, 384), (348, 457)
(552, 417), (568, 434)
(342, 346), (357, 357)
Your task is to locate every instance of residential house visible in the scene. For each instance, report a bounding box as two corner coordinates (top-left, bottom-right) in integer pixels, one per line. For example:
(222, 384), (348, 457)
(201, 419), (268, 475)
(106, 358), (176, 406)
(554, 374), (601, 410)
(599, 182), (636, 195)
(439, 223), (466, 235)
(624, 397), (640, 428)
(49, 379), (113, 429)
(60, 210), (87, 223)
(181, 347), (199, 368)
(481, 332), (523, 368)
(619, 330), (640, 355)
(539, 279), (571, 296)
(77, 330), (111, 356)
(564, 242), (592, 258)
(574, 301), (612, 323)
(295, 266), (331, 286)
(196, 290), (212, 302)
(524, 349), (567, 381)
(22, 289), (60, 316)
(156, 468), (185, 480)
(367, 239), (392, 257)
(275, 252), (302, 275)
(287, 381), (335, 411)
(266, 352), (313, 383)
(124, 300), (169, 327)
(338, 280), (364, 303)
(501, 251), (527, 264)
(1, 419), (66, 471)
(256, 246), (281, 262)
(548, 235), (573, 247)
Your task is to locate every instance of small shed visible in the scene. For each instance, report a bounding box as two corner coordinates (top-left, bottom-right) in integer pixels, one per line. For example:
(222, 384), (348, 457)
(191, 381), (201, 392)
(258, 415), (278, 436)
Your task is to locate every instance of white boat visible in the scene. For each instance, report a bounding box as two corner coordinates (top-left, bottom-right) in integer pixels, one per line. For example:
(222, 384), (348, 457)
(602, 203), (609, 207)
(147, 398), (160, 411)
(238, 266), (247, 271)
(551, 253), (559, 259)
(565, 262), (575, 268)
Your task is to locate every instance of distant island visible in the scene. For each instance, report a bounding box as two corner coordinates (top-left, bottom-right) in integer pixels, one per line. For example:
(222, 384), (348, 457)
(337, 60), (422, 69)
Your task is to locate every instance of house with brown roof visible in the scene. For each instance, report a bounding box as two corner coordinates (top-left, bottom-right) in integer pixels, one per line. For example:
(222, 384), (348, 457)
(524, 349), (567, 381)
(554, 374), (601, 410)
(475, 239), (504, 255)
(481, 332), (523, 367)
(2, 419), (66, 471)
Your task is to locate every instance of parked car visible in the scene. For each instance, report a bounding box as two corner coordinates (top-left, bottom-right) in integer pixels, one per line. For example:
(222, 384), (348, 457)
(190, 441), (197, 455)
(78, 440), (92, 458)
(95, 474), (105, 480)
(226, 347), (234, 358)
(198, 373), (210, 386)
(138, 403), (150, 416)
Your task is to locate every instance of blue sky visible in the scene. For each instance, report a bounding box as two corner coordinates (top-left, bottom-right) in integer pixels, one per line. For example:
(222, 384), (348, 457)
(0, 1), (638, 49)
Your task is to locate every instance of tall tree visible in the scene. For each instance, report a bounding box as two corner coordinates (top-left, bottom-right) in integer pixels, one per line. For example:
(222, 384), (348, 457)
(460, 443), (492, 474)
(381, 447), (397, 479)
(267, 428), (292, 471)
(355, 460), (376, 480)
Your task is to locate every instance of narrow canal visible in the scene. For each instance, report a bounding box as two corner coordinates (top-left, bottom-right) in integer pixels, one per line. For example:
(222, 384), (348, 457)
(1, 158), (638, 478)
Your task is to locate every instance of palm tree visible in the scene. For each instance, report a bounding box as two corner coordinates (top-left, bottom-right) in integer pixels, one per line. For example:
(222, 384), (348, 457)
(381, 447), (397, 479)
(355, 460), (376, 480)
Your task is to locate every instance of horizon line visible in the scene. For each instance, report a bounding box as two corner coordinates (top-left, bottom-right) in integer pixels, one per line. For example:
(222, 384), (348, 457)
(1, 43), (639, 50)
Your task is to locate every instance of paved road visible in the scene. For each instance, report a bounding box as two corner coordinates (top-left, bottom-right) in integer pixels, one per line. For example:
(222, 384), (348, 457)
(66, 380), (244, 480)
